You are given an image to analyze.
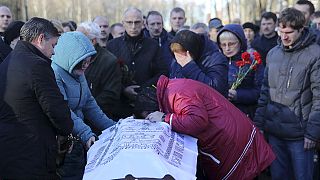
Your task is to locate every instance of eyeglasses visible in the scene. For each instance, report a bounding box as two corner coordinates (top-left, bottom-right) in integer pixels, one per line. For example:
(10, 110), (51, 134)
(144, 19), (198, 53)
(220, 41), (239, 49)
(124, 20), (142, 26)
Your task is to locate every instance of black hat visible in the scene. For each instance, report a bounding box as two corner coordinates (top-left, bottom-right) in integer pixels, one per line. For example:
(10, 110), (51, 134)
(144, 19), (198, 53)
(3, 21), (25, 45)
(242, 22), (259, 34)
(170, 30), (204, 60)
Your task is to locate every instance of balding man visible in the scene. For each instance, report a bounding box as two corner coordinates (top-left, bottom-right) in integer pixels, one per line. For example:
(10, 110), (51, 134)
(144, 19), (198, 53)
(107, 7), (168, 119)
(93, 16), (112, 47)
(0, 6), (12, 36)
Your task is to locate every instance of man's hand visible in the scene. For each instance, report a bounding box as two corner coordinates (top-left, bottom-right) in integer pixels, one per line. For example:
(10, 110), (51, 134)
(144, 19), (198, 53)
(146, 111), (165, 122)
(86, 136), (96, 150)
(123, 85), (140, 100)
(174, 51), (192, 67)
(304, 137), (316, 150)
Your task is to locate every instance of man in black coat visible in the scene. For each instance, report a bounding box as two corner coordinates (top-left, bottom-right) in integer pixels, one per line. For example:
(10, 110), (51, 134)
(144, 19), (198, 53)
(143, 10), (174, 71)
(107, 7), (168, 119)
(0, 37), (11, 63)
(0, 17), (73, 179)
(251, 12), (278, 66)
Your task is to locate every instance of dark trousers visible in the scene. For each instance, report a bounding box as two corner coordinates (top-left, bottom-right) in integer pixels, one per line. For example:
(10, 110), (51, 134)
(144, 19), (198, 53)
(57, 141), (86, 180)
(268, 135), (314, 180)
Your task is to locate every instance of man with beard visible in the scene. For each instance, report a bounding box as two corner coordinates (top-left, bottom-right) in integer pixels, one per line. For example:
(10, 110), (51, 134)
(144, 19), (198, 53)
(144, 10), (173, 70)
(251, 12), (278, 66)
(93, 16), (112, 47)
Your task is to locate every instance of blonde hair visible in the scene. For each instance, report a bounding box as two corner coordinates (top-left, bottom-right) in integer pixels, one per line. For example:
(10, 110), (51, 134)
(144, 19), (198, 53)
(170, 43), (186, 53)
(218, 31), (238, 42)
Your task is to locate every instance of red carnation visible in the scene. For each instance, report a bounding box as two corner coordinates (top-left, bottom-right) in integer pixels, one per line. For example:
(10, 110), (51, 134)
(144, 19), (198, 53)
(241, 52), (250, 61)
(245, 59), (251, 64)
(236, 60), (245, 67)
(253, 52), (262, 63)
(256, 58), (262, 65)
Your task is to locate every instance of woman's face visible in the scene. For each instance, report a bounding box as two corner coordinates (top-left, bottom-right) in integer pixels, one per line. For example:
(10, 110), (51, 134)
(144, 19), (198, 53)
(219, 38), (241, 58)
(72, 57), (92, 75)
(244, 28), (255, 42)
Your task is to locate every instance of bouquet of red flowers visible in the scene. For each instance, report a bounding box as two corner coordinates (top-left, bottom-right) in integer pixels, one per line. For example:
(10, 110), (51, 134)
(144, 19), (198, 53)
(231, 51), (262, 90)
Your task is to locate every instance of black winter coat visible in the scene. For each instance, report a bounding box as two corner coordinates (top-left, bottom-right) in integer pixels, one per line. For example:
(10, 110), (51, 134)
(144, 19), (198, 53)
(107, 33), (168, 87)
(0, 41), (73, 179)
(0, 37), (11, 64)
(106, 32), (168, 118)
(85, 45), (122, 119)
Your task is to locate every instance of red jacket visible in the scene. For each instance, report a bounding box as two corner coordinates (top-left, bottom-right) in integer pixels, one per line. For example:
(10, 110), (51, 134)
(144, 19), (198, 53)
(157, 76), (275, 180)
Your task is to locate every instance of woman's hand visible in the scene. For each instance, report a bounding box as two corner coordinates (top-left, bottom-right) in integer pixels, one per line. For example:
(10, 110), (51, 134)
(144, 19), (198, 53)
(146, 111), (165, 122)
(174, 51), (193, 67)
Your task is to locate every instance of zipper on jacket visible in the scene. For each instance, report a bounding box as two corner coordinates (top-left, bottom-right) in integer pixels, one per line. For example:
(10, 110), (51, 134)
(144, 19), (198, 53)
(158, 37), (162, 47)
(286, 67), (293, 88)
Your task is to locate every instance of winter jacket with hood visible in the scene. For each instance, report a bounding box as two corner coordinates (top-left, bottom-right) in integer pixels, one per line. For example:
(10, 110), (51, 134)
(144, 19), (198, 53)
(170, 33), (229, 97)
(51, 32), (115, 145)
(254, 28), (320, 141)
(157, 75), (275, 179)
(217, 24), (264, 118)
(0, 40), (73, 179)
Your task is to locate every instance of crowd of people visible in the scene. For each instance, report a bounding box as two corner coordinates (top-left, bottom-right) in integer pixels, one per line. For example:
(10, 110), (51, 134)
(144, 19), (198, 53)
(1, 0), (320, 179)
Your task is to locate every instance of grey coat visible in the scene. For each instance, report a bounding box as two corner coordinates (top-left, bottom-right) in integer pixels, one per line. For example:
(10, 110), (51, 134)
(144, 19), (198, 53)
(254, 28), (320, 141)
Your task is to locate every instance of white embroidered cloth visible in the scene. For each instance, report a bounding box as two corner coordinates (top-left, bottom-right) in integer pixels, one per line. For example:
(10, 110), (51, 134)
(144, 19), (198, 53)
(83, 118), (198, 180)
